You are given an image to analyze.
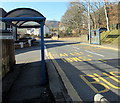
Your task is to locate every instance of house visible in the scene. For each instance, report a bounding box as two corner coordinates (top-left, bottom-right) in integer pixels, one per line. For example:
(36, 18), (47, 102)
(26, 25), (50, 36)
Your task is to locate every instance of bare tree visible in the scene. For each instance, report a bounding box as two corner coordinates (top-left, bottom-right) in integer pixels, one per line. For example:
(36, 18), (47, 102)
(103, 0), (110, 31)
(61, 0), (85, 36)
(82, 0), (105, 29)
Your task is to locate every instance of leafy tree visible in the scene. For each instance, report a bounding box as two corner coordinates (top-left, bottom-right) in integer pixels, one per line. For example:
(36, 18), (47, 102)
(61, 0), (85, 36)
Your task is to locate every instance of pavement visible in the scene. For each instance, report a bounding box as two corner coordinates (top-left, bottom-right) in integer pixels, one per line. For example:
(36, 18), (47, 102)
(2, 43), (55, 103)
(2, 39), (120, 103)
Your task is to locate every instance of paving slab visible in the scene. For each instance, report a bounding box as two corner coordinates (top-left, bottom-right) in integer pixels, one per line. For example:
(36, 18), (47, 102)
(2, 43), (55, 103)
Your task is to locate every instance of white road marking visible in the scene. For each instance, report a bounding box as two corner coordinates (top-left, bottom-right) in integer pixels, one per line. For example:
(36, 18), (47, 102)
(73, 47), (79, 49)
(85, 50), (104, 57)
(66, 45), (70, 47)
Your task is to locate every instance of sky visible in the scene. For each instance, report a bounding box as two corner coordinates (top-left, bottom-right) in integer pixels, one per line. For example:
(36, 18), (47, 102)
(0, 0), (118, 21)
(0, 2), (69, 21)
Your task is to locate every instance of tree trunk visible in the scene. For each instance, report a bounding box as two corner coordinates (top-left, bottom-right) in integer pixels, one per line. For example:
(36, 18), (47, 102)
(104, 3), (110, 31)
(90, 14), (95, 29)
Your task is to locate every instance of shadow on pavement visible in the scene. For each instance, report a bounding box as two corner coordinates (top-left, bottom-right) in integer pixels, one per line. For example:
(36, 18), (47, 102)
(45, 39), (81, 49)
(2, 61), (55, 103)
(15, 43), (41, 55)
(45, 39), (65, 43)
(99, 58), (120, 69)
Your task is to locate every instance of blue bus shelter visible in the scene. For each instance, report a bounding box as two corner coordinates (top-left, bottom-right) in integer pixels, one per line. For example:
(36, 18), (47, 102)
(0, 8), (46, 84)
(90, 28), (107, 45)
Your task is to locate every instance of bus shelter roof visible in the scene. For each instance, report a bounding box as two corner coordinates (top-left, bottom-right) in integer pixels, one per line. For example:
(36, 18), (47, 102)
(2, 8), (46, 28)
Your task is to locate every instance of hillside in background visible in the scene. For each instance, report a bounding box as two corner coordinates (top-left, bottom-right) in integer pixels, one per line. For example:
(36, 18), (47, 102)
(45, 20), (59, 29)
(101, 29), (120, 45)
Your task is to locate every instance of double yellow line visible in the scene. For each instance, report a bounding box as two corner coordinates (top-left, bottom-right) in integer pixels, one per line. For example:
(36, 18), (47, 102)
(48, 52), (83, 102)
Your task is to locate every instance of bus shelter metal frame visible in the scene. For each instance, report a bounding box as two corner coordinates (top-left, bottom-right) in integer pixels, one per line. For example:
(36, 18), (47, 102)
(1, 17), (46, 84)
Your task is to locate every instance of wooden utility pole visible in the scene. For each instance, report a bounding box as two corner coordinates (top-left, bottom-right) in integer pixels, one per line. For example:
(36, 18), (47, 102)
(104, 0), (110, 31)
(88, 0), (91, 43)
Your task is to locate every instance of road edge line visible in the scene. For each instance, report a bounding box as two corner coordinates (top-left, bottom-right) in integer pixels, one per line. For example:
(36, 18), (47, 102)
(45, 47), (72, 102)
(48, 52), (83, 102)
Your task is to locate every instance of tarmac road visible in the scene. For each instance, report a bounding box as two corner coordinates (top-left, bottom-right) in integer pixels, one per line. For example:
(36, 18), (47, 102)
(45, 39), (120, 102)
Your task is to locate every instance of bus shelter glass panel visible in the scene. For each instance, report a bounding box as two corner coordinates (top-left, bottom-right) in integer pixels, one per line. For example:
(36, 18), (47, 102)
(90, 30), (100, 45)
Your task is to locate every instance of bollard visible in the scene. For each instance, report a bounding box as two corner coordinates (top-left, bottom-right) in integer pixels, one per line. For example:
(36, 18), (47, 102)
(94, 94), (110, 103)
(19, 42), (24, 48)
(28, 40), (31, 47)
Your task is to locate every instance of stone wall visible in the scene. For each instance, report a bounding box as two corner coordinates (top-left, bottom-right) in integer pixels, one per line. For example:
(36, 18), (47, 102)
(58, 35), (89, 43)
(1, 39), (15, 77)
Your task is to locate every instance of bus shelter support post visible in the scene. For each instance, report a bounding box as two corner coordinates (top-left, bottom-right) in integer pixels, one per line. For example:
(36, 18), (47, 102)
(40, 21), (46, 84)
